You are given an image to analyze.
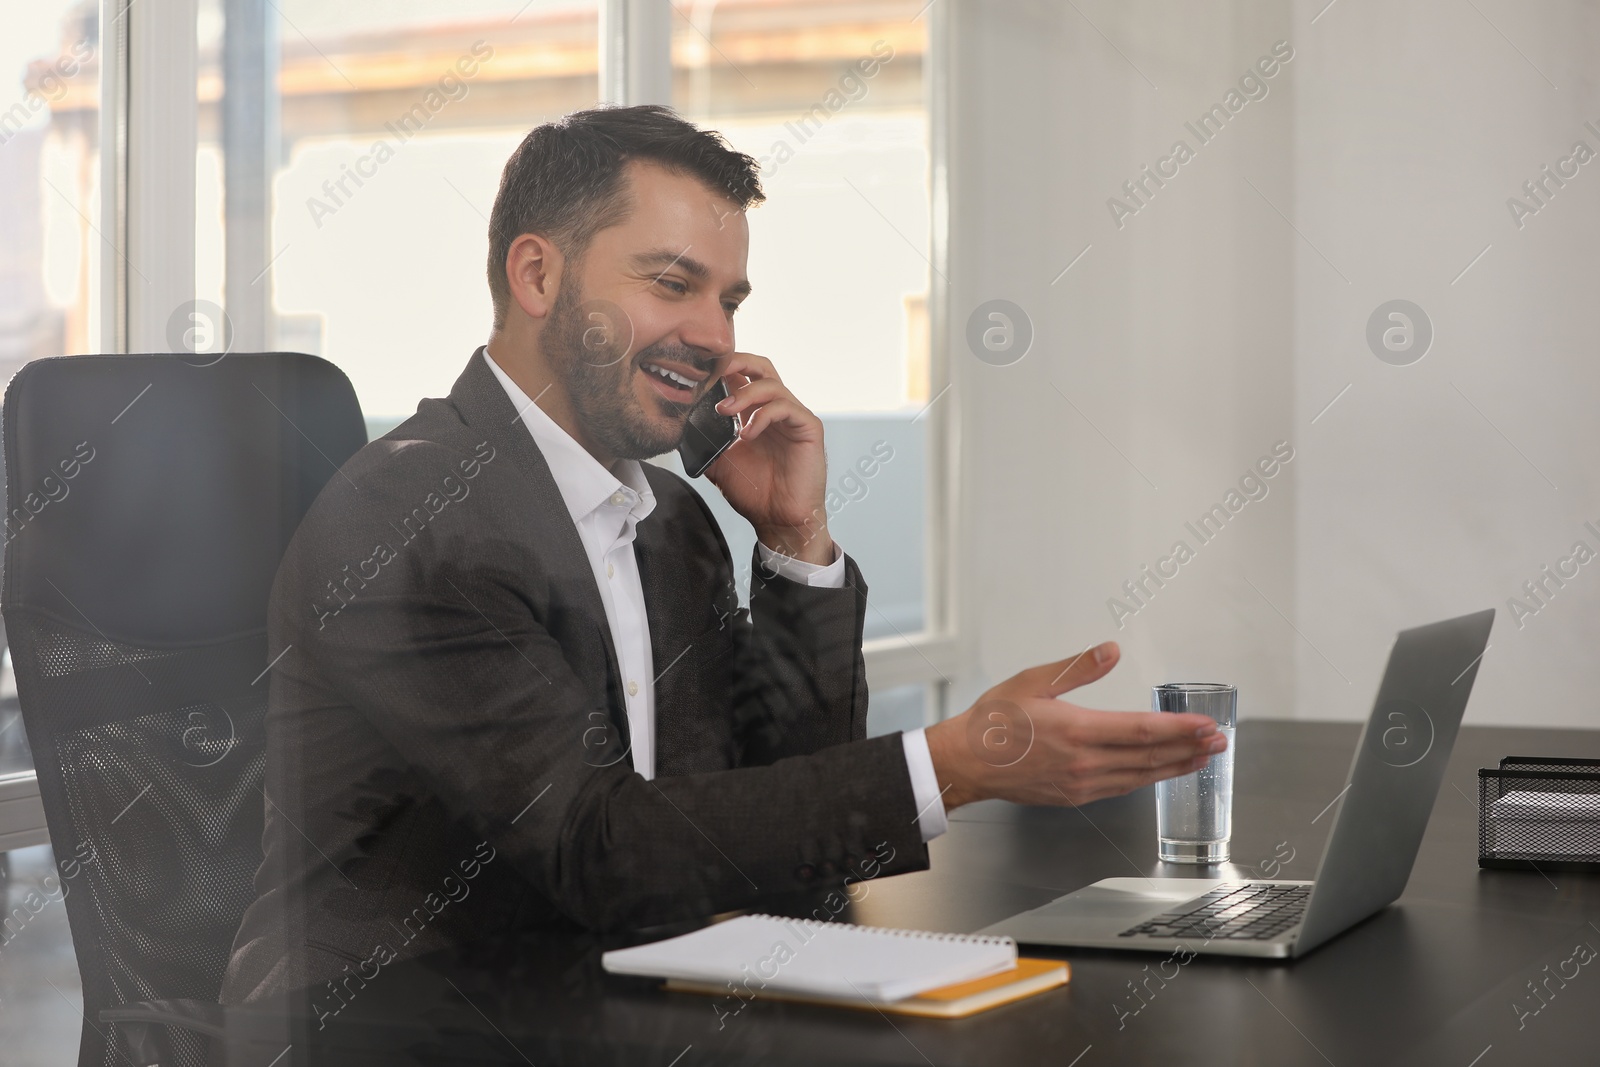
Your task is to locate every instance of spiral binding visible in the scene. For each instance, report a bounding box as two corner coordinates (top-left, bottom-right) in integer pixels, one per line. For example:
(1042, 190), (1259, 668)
(750, 914), (1016, 949)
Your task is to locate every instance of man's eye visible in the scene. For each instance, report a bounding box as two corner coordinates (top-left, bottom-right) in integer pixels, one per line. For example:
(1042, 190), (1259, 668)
(658, 278), (688, 295)
(723, 302), (741, 315)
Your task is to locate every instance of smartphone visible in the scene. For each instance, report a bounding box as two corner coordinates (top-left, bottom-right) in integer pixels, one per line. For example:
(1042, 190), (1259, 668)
(677, 378), (741, 478)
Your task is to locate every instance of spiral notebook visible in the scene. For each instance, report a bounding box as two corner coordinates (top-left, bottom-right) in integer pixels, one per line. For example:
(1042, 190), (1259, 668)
(601, 915), (1019, 1002)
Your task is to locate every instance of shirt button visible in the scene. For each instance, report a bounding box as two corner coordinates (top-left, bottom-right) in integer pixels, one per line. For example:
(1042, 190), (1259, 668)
(609, 491), (627, 506)
(607, 563), (615, 579)
(627, 680), (639, 696)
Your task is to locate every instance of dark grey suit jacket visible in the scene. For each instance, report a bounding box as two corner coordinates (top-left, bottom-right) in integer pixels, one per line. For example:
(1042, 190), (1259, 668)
(221, 349), (930, 1003)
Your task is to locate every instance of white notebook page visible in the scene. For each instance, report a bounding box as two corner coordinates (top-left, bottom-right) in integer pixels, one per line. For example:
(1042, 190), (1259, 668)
(601, 915), (1018, 1002)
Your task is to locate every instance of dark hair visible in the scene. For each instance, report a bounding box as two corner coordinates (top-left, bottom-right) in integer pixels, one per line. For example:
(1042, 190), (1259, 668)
(486, 104), (765, 329)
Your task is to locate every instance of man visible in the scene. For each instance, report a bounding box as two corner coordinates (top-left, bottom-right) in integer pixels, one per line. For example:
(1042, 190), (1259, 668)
(222, 105), (1225, 1003)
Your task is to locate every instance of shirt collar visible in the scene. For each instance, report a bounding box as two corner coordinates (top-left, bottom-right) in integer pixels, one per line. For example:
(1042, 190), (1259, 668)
(484, 346), (656, 526)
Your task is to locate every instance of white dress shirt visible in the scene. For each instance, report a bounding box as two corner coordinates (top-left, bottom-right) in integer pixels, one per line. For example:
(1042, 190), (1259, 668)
(485, 349), (947, 841)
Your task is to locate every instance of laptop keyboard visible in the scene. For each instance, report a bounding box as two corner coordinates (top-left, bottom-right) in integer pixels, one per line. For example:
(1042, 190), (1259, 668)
(1118, 882), (1311, 941)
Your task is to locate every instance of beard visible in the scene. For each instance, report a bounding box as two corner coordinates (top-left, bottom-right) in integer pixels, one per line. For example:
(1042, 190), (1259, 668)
(543, 280), (718, 461)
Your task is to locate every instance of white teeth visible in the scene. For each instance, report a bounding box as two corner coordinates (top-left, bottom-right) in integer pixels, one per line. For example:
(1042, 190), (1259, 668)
(645, 363), (694, 388)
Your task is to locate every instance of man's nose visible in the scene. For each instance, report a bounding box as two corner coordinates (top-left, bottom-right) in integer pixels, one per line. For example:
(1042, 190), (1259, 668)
(677, 296), (735, 361)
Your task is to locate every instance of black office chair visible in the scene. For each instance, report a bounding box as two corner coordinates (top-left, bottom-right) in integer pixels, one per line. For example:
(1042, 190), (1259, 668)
(1, 353), (367, 1067)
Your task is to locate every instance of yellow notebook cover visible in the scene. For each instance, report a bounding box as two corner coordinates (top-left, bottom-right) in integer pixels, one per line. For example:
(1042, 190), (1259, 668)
(666, 957), (1069, 1019)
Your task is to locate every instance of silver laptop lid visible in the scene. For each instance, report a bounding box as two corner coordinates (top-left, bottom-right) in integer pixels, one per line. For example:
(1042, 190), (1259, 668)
(1294, 608), (1494, 955)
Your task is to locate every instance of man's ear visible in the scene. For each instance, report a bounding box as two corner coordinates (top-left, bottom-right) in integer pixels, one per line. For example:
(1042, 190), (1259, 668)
(505, 233), (565, 321)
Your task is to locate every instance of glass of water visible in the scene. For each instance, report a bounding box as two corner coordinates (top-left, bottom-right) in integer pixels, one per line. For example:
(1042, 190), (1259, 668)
(1153, 683), (1237, 864)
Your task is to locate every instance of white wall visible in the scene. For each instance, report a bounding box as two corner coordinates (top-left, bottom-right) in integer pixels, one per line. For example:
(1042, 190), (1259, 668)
(947, 0), (1600, 728)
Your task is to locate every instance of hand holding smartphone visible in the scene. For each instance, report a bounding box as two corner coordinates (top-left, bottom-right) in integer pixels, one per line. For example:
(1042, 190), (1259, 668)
(677, 378), (741, 478)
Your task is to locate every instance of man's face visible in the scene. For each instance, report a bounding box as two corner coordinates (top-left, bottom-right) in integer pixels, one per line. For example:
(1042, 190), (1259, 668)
(543, 161), (751, 461)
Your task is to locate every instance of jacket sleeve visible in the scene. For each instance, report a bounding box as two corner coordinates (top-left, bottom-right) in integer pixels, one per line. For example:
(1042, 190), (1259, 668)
(676, 483), (874, 766)
(729, 543), (873, 763)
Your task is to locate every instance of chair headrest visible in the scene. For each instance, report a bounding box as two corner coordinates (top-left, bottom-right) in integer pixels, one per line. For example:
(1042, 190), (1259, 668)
(2, 353), (366, 646)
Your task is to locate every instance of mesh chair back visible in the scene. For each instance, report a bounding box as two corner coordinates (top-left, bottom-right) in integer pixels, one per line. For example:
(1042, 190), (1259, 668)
(2, 353), (366, 1067)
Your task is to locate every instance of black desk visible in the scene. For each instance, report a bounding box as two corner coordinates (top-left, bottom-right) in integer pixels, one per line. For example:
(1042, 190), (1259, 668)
(234, 722), (1600, 1066)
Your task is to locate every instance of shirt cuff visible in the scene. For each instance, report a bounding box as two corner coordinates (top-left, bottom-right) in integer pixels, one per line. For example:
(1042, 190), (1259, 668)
(756, 540), (845, 588)
(901, 728), (948, 842)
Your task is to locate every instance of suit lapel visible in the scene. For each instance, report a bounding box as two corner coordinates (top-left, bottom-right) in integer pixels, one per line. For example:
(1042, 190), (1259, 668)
(446, 348), (632, 760)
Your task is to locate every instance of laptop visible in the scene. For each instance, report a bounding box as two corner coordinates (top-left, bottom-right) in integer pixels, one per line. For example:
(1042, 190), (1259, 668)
(975, 608), (1495, 959)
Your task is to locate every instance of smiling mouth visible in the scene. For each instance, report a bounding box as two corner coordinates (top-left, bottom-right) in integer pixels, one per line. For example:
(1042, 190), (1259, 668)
(640, 360), (703, 405)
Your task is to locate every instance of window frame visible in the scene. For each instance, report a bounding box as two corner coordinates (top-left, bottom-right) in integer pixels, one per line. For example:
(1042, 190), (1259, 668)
(600, 0), (959, 706)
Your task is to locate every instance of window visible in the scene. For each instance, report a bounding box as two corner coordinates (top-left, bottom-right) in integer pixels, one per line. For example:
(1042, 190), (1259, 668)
(197, 0), (955, 706)
(195, 0), (602, 432)
(667, 1), (934, 649)
(0, 0), (100, 850)
(0, 0), (99, 376)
